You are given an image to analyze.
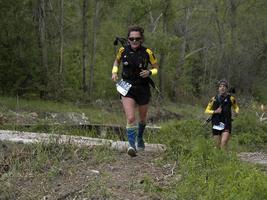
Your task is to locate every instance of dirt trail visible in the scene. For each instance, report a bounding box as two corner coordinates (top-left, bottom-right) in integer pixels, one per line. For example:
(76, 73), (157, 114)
(0, 130), (172, 199)
(238, 152), (267, 165)
(1, 142), (171, 200)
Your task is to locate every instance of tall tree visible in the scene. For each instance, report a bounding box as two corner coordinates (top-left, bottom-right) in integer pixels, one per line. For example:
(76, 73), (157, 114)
(36, 0), (48, 98)
(82, 0), (89, 92)
(158, 0), (171, 95)
(59, 0), (64, 74)
(171, 6), (191, 100)
(88, 0), (100, 98)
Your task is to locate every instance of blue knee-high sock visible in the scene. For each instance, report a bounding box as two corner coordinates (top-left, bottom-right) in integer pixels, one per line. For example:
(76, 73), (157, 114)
(137, 123), (146, 148)
(127, 127), (136, 149)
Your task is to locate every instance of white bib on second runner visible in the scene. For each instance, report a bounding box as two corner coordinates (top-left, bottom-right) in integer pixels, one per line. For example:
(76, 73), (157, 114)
(212, 122), (225, 131)
(116, 79), (132, 96)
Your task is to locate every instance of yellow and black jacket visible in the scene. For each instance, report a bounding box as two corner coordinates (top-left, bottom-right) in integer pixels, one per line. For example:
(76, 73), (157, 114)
(205, 94), (239, 126)
(116, 45), (157, 85)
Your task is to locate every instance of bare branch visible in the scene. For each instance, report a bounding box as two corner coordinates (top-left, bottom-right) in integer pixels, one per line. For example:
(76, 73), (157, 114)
(185, 47), (208, 59)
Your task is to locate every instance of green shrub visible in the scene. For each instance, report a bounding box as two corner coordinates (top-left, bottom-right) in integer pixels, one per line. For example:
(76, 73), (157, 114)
(234, 111), (267, 150)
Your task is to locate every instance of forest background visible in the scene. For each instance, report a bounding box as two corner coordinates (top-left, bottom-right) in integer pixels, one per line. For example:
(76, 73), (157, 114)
(1, 1), (267, 199)
(1, 0), (266, 104)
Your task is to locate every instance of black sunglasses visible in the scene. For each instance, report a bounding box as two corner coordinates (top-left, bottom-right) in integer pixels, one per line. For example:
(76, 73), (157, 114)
(128, 37), (142, 42)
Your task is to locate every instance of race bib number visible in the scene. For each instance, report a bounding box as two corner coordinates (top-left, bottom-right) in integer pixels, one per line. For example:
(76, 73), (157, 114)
(212, 122), (225, 131)
(116, 79), (132, 96)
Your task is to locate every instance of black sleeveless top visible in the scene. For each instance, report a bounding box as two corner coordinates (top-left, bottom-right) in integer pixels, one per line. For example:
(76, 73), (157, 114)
(211, 95), (232, 126)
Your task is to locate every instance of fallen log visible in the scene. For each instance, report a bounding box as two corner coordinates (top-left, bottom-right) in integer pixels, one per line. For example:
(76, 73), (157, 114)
(0, 130), (166, 153)
(1, 124), (161, 141)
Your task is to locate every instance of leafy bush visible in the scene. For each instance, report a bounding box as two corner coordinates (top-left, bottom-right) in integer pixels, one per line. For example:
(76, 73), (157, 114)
(234, 111), (267, 150)
(157, 120), (207, 159)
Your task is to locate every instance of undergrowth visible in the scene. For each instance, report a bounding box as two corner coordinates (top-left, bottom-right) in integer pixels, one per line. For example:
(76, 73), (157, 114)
(153, 120), (267, 200)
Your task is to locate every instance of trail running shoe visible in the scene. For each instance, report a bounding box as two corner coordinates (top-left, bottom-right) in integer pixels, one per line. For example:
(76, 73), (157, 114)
(137, 140), (145, 151)
(127, 146), (137, 157)
(137, 145), (145, 151)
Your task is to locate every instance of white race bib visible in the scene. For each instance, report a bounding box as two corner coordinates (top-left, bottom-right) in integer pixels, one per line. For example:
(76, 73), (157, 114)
(116, 79), (132, 96)
(213, 122), (225, 131)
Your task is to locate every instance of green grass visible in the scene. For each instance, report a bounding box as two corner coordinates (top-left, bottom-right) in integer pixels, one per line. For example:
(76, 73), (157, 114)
(152, 120), (267, 200)
(0, 141), (118, 199)
(0, 96), (124, 125)
(109, 117), (267, 199)
(0, 96), (80, 113)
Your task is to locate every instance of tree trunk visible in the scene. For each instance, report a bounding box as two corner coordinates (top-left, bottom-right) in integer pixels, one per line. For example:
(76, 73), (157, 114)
(228, 0), (237, 82)
(38, 0), (48, 98)
(82, 0), (89, 92)
(158, 0), (170, 95)
(171, 7), (190, 101)
(88, 0), (100, 99)
(202, 39), (209, 92)
(213, 2), (226, 81)
(59, 0), (64, 74)
(0, 130), (166, 153)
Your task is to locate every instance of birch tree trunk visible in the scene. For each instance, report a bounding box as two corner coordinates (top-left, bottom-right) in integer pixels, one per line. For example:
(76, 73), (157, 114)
(148, 0), (162, 33)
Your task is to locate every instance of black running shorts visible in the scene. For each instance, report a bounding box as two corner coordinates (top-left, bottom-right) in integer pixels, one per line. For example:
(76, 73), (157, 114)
(123, 84), (151, 105)
(212, 123), (232, 135)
